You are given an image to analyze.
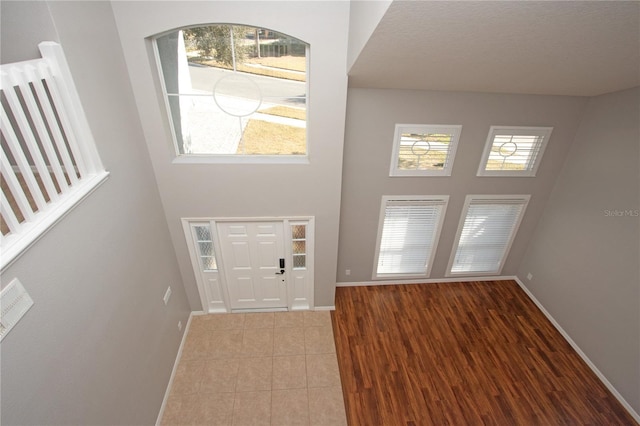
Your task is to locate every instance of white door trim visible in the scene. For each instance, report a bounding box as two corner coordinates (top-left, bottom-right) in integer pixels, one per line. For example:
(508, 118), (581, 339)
(182, 216), (314, 313)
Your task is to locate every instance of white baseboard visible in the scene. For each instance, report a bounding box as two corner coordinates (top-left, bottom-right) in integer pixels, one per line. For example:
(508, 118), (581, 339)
(314, 305), (335, 311)
(513, 277), (640, 424)
(336, 276), (639, 422)
(155, 312), (196, 426)
(337, 275), (515, 287)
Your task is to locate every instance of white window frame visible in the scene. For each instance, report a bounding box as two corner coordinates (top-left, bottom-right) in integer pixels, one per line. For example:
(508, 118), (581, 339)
(151, 26), (310, 165)
(1, 42), (109, 271)
(373, 195), (449, 280)
(477, 126), (553, 177)
(389, 124), (462, 177)
(447, 194), (530, 276)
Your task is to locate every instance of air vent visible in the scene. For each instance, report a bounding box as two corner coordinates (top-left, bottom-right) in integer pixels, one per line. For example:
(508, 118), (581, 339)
(0, 278), (34, 341)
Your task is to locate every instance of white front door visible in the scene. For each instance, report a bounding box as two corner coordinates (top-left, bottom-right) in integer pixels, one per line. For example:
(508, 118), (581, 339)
(217, 221), (288, 310)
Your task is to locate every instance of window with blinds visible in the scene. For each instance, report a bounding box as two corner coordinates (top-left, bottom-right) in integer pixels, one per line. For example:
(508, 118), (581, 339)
(374, 195), (449, 279)
(389, 124), (462, 176)
(448, 195), (530, 275)
(477, 126), (552, 177)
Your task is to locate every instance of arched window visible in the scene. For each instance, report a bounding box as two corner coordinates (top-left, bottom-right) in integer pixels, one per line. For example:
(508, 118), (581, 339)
(154, 24), (308, 159)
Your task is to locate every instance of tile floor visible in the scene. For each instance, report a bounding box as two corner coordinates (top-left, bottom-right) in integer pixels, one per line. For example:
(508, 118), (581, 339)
(161, 311), (347, 426)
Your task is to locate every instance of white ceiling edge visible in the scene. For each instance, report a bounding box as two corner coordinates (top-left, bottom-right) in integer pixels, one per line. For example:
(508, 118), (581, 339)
(347, 0), (393, 71)
(348, 1), (640, 97)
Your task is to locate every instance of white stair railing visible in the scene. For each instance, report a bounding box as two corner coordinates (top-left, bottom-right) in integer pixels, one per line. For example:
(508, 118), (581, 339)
(1, 42), (109, 269)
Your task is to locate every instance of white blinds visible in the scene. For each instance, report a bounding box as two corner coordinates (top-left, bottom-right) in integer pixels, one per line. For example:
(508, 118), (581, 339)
(486, 134), (544, 171)
(376, 198), (447, 277)
(450, 196), (529, 274)
(478, 126), (552, 177)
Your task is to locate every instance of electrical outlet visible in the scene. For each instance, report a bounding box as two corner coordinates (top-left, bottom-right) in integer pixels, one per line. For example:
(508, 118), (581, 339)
(178, 321), (182, 331)
(163, 286), (172, 305)
(527, 273), (533, 281)
(345, 269), (351, 276)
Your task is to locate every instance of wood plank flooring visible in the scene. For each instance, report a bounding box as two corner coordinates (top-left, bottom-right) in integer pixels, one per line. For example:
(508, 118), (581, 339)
(331, 281), (637, 425)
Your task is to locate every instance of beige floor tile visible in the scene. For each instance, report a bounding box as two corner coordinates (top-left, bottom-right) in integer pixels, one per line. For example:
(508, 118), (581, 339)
(195, 313), (246, 331)
(170, 358), (205, 395)
(274, 327), (305, 356)
(308, 386), (347, 426)
(160, 391), (184, 425)
(304, 326), (336, 354)
(275, 311), (305, 328)
(303, 311), (332, 328)
(210, 329), (244, 359)
(166, 311), (346, 426)
(244, 312), (275, 329)
(233, 391), (271, 426)
(180, 328), (212, 360)
(236, 357), (273, 391)
(193, 392), (235, 425)
(306, 354), (341, 388)
(271, 389), (310, 425)
(188, 315), (211, 333)
(163, 392), (199, 425)
(241, 328), (274, 357)
(200, 358), (240, 393)
(273, 355), (307, 390)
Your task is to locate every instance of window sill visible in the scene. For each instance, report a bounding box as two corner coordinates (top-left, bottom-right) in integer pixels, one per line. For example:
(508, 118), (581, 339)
(373, 273), (430, 280)
(172, 155), (310, 165)
(477, 172), (537, 177)
(390, 171), (453, 177)
(446, 270), (502, 277)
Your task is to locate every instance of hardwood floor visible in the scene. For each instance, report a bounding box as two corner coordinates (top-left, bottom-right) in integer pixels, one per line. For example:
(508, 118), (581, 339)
(331, 281), (637, 425)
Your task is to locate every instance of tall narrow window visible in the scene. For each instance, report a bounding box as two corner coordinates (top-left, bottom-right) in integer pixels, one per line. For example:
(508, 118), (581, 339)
(374, 195), (449, 279)
(448, 195), (530, 275)
(154, 25), (308, 160)
(291, 223), (306, 269)
(477, 126), (552, 176)
(192, 223), (217, 271)
(390, 124), (462, 176)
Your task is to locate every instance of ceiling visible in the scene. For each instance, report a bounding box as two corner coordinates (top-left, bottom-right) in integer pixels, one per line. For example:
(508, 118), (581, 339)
(348, 1), (640, 96)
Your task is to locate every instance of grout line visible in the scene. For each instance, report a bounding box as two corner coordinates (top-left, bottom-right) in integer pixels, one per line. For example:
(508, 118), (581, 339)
(230, 324), (243, 425)
(305, 341), (312, 425)
(168, 311), (345, 425)
(270, 314), (275, 425)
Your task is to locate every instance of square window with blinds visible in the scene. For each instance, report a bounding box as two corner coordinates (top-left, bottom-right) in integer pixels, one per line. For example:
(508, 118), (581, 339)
(477, 126), (552, 177)
(374, 195), (449, 279)
(390, 124), (462, 176)
(448, 195), (530, 275)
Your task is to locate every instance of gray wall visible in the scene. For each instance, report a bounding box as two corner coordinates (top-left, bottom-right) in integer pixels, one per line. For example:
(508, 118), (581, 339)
(110, 1), (350, 310)
(517, 87), (640, 414)
(337, 88), (588, 283)
(0, 2), (190, 424)
(346, 0), (392, 70)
